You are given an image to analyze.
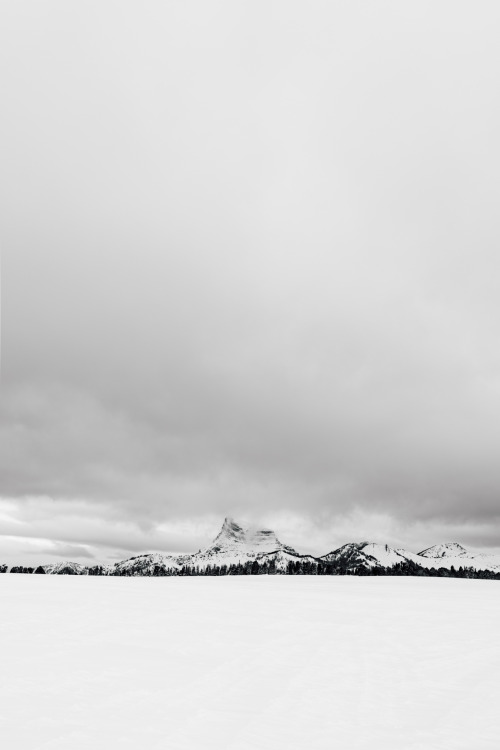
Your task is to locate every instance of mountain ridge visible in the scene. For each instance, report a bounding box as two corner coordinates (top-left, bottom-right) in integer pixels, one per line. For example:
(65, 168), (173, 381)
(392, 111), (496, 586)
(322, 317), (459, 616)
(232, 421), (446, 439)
(3, 519), (500, 575)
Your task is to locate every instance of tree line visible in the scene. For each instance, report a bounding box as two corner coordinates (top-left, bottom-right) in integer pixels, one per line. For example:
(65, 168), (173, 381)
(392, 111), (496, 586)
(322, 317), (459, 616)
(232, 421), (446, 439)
(3, 558), (498, 579)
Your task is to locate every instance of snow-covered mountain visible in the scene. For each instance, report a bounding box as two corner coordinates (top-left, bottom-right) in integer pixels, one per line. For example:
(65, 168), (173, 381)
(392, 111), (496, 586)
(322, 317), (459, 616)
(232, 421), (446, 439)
(320, 542), (416, 570)
(13, 519), (500, 575)
(416, 543), (500, 573)
(257, 549), (319, 572)
(321, 540), (500, 574)
(207, 517), (296, 556)
(43, 561), (87, 575)
(106, 518), (306, 575)
(181, 517), (301, 570)
(112, 553), (180, 576)
(418, 542), (468, 558)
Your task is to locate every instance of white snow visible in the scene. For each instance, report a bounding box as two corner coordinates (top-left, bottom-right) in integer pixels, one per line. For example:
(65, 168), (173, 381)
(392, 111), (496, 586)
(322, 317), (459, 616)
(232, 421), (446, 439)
(359, 542), (409, 567)
(1, 575), (499, 750)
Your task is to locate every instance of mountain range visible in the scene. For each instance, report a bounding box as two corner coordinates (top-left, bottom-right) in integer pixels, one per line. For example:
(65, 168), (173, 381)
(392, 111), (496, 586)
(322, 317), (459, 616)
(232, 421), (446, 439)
(4, 517), (500, 575)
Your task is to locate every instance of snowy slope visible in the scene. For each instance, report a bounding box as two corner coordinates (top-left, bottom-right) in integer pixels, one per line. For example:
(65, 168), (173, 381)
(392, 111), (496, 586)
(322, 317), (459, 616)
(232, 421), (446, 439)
(320, 542), (411, 570)
(416, 543), (500, 573)
(419, 542), (468, 558)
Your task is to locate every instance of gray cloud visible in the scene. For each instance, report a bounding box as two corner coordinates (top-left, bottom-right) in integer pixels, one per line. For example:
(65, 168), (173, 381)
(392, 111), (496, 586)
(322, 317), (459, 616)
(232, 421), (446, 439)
(36, 542), (95, 560)
(2, 2), (500, 563)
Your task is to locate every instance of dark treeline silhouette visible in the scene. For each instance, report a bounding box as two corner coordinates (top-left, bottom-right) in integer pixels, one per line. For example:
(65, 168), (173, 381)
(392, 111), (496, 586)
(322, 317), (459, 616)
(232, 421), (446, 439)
(10, 566), (35, 574)
(2, 558), (500, 579)
(167, 559), (500, 579)
(64, 558), (500, 579)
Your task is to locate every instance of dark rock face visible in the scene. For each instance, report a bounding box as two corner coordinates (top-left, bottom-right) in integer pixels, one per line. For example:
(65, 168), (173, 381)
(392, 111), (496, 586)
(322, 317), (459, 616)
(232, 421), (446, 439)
(34, 566), (46, 574)
(0, 564), (8, 573)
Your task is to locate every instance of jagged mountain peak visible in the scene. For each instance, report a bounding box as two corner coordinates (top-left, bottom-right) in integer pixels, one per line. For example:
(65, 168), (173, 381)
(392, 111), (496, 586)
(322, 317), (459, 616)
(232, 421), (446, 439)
(215, 517), (248, 543)
(418, 542), (468, 558)
(206, 517), (295, 555)
(17, 519), (500, 576)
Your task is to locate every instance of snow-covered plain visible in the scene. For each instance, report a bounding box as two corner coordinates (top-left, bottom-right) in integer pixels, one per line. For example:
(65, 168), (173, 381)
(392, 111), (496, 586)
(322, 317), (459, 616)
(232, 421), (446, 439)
(1, 576), (499, 750)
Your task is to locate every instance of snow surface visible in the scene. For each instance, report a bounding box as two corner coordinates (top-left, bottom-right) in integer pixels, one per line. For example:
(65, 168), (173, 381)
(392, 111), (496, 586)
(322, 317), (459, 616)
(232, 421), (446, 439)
(1, 575), (499, 750)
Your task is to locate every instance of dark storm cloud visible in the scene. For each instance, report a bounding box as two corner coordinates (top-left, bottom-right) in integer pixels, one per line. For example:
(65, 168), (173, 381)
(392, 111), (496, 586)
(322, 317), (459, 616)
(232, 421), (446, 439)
(2, 1), (500, 562)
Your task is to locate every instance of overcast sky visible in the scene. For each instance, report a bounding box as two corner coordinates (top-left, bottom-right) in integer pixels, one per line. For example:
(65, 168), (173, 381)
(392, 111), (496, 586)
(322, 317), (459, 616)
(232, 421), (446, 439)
(2, 1), (500, 565)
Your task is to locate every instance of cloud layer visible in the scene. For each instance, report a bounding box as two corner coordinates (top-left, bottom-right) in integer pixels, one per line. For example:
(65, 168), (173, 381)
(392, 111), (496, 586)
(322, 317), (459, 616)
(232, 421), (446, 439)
(2, 2), (500, 563)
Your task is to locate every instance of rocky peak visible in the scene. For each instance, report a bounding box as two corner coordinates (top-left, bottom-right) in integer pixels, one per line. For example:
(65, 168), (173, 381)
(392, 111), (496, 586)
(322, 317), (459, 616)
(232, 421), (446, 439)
(205, 517), (296, 555)
(418, 542), (468, 558)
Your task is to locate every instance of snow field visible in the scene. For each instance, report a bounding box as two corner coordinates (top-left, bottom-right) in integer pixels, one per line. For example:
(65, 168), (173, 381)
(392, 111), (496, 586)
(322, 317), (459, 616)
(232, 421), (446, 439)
(0, 575), (499, 750)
